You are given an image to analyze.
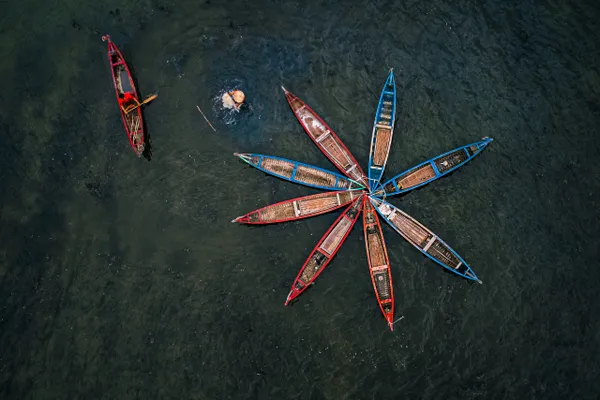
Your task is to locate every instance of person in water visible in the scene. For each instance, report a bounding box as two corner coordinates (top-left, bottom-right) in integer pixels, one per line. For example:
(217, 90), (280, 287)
(221, 89), (246, 111)
(118, 91), (137, 110)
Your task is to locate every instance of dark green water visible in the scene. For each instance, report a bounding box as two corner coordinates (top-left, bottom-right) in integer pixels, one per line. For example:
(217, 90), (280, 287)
(1, 0), (599, 398)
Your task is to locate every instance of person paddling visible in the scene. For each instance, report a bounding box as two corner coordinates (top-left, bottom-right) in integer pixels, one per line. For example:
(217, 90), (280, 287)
(118, 91), (136, 109)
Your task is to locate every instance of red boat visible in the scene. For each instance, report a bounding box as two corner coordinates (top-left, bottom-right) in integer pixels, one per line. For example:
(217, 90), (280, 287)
(232, 190), (364, 224)
(285, 196), (364, 305)
(102, 35), (146, 157)
(282, 88), (369, 188)
(363, 197), (395, 330)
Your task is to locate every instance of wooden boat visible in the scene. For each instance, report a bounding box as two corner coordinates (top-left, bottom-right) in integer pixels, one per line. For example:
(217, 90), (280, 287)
(282, 88), (369, 188)
(373, 138), (493, 197)
(232, 190), (364, 224)
(368, 69), (396, 191)
(234, 153), (365, 191)
(285, 196), (365, 305)
(102, 35), (145, 157)
(363, 197), (395, 330)
(370, 197), (481, 282)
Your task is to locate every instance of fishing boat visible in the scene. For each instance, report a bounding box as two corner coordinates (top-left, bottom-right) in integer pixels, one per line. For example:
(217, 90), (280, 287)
(282, 88), (369, 187)
(367, 69), (396, 191)
(232, 190), (365, 224)
(102, 35), (156, 157)
(370, 197), (481, 282)
(285, 196), (364, 305)
(373, 138), (493, 197)
(234, 153), (365, 191)
(363, 197), (395, 330)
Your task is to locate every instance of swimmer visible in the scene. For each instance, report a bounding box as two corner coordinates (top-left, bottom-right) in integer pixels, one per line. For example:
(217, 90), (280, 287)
(221, 89), (246, 111)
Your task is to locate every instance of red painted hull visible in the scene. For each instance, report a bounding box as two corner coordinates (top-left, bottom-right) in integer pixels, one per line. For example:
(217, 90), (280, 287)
(363, 197), (395, 330)
(285, 196), (365, 304)
(102, 35), (145, 157)
(232, 190), (365, 224)
(282, 88), (368, 187)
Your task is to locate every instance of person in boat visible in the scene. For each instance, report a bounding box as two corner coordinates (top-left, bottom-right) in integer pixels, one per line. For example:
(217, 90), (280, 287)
(221, 89), (246, 111)
(118, 91), (138, 110)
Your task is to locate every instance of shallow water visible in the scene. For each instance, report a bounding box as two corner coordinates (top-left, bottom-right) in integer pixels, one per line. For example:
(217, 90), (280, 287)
(1, 0), (599, 398)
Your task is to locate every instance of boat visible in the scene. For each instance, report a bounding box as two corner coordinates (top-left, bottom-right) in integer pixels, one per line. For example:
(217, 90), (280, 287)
(102, 35), (146, 157)
(367, 69), (396, 191)
(373, 138), (493, 197)
(232, 190), (365, 224)
(234, 153), (365, 191)
(285, 196), (364, 304)
(363, 197), (395, 330)
(282, 87), (369, 188)
(370, 197), (481, 282)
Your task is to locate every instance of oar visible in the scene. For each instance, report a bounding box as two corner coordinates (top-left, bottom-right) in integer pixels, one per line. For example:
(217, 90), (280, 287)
(123, 93), (158, 114)
(391, 315), (404, 327)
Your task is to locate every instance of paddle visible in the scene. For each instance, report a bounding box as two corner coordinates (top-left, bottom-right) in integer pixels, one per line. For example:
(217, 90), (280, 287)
(123, 93), (158, 114)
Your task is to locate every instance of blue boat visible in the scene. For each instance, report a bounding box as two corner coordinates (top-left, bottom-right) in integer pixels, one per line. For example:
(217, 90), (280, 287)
(369, 196), (481, 282)
(235, 153), (365, 191)
(367, 69), (397, 190)
(373, 137), (493, 197)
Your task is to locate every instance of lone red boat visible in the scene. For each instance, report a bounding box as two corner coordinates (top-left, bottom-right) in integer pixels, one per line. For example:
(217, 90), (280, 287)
(102, 35), (155, 157)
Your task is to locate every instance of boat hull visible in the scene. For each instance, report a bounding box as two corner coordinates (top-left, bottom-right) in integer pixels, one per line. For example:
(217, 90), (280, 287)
(368, 70), (396, 190)
(363, 197), (395, 330)
(233, 190), (364, 224)
(235, 153), (364, 191)
(285, 196), (365, 304)
(370, 197), (480, 282)
(283, 88), (369, 187)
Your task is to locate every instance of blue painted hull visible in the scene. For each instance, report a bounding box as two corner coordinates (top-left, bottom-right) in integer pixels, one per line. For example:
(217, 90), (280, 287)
(235, 153), (365, 191)
(374, 138), (493, 197)
(369, 196), (481, 282)
(368, 70), (397, 191)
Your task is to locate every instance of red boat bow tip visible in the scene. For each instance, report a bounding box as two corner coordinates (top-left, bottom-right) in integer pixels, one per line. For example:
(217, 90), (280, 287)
(284, 290), (295, 305)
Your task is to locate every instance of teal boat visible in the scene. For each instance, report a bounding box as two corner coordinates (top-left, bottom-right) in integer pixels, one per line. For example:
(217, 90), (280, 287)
(367, 69), (396, 190)
(373, 138), (493, 197)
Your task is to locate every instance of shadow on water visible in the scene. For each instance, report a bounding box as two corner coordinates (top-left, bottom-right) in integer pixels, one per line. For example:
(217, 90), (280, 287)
(141, 106), (153, 161)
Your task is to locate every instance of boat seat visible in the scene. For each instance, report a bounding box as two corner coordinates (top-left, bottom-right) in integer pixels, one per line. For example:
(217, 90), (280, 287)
(119, 69), (134, 93)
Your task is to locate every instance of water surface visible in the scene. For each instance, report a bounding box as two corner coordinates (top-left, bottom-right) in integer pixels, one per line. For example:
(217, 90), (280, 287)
(1, 0), (599, 398)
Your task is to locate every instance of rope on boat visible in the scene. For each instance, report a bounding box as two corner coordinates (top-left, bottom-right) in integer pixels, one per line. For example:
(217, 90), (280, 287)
(131, 116), (140, 138)
(196, 105), (216, 132)
(392, 316), (404, 325)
